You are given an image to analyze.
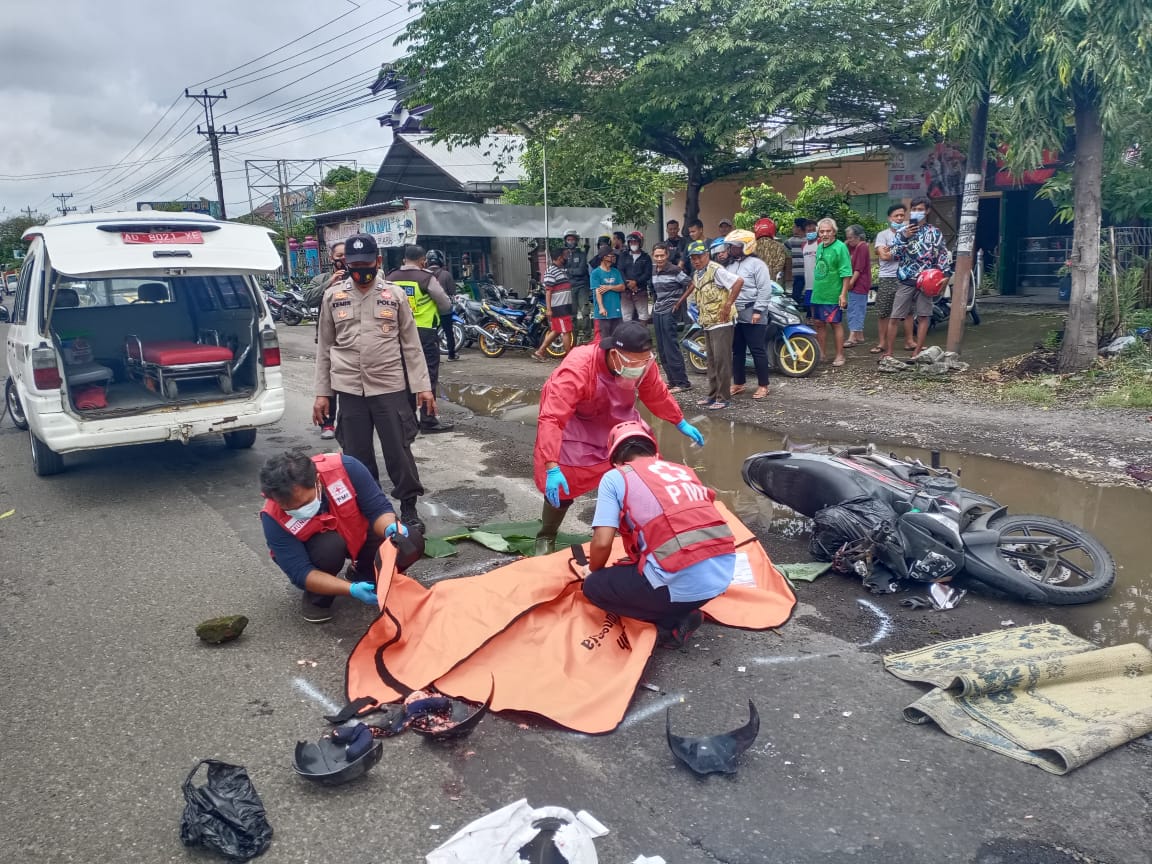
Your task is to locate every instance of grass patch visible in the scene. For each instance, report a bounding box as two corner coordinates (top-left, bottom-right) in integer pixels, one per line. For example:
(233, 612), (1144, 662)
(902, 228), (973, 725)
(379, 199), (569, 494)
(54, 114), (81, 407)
(1094, 383), (1152, 408)
(1001, 381), (1057, 406)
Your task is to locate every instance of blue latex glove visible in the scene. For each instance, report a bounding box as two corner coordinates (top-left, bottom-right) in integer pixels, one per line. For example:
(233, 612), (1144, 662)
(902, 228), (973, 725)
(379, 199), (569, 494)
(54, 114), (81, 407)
(676, 419), (705, 447)
(384, 520), (409, 539)
(545, 466), (570, 508)
(349, 582), (378, 606)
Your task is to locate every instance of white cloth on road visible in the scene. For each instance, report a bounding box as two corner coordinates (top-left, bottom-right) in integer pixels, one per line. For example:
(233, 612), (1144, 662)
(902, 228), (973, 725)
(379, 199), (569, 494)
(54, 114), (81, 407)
(426, 799), (609, 864)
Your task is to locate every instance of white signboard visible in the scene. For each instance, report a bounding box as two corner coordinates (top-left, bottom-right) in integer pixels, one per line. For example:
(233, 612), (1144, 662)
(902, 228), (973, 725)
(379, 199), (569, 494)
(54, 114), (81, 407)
(359, 209), (418, 248)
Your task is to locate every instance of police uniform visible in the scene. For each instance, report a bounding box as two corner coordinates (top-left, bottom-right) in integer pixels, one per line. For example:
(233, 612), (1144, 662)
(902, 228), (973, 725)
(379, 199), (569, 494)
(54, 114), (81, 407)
(386, 263), (453, 431)
(314, 256), (431, 507)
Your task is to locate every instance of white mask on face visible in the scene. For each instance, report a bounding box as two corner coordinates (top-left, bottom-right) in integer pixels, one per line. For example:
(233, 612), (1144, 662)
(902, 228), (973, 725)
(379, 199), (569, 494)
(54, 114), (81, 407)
(286, 496), (321, 521)
(629, 243), (640, 252)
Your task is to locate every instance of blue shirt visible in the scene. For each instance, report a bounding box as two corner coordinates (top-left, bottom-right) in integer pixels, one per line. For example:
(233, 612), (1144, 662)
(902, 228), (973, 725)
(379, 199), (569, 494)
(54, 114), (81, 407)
(261, 455), (393, 588)
(590, 266), (623, 319)
(592, 468), (735, 603)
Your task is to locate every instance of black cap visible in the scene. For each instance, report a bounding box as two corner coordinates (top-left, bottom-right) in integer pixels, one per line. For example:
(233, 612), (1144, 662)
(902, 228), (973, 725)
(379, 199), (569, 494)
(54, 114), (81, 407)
(601, 320), (653, 352)
(344, 234), (379, 262)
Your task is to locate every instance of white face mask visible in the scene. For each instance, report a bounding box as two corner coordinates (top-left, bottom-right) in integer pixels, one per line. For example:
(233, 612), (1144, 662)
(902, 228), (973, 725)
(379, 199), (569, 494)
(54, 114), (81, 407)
(629, 243), (640, 252)
(909, 211), (927, 223)
(611, 349), (650, 385)
(285, 484), (322, 520)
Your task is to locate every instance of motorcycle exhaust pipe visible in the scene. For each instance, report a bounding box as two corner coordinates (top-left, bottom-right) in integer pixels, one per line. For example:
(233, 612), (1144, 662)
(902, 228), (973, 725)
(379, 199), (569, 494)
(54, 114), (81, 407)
(681, 339), (706, 359)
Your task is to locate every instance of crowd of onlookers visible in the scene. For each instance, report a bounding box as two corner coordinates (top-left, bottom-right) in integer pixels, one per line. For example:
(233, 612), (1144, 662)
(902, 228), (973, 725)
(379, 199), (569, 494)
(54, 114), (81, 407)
(533, 196), (951, 409)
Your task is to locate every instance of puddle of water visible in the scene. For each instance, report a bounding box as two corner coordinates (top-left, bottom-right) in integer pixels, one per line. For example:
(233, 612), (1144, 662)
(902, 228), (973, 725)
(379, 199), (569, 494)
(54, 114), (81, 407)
(445, 383), (1152, 645)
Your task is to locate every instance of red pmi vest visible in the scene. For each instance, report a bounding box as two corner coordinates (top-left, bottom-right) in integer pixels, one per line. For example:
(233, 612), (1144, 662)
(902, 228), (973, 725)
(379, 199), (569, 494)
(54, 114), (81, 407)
(262, 453), (369, 558)
(619, 457), (735, 573)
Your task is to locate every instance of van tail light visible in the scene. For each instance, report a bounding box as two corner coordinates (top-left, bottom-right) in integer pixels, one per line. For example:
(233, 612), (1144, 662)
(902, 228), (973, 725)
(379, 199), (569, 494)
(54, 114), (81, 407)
(260, 329), (281, 367)
(31, 346), (62, 390)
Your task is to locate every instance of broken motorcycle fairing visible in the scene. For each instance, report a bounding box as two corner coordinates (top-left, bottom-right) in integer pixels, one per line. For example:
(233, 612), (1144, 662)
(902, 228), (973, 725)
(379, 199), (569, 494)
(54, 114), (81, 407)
(666, 701), (760, 775)
(346, 503), (795, 734)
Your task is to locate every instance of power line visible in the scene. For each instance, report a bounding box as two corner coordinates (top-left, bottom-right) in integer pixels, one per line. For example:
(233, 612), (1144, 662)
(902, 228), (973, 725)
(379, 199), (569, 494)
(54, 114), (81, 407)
(186, 90), (239, 219)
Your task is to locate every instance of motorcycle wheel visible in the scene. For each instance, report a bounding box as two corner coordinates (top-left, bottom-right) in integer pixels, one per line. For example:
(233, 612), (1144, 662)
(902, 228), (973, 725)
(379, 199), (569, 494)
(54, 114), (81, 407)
(544, 333), (567, 359)
(282, 308), (302, 326)
(478, 322), (506, 358)
(989, 514), (1116, 605)
(775, 335), (819, 377)
(685, 334), (708, 374)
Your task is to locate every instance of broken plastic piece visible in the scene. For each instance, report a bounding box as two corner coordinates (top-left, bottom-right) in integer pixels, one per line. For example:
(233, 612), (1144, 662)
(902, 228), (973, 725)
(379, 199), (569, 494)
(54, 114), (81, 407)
(666, 700), (760, 775)
(293, 723), (384, 786)
(928, 582), (966, 610)
(900, 597), (932, 610)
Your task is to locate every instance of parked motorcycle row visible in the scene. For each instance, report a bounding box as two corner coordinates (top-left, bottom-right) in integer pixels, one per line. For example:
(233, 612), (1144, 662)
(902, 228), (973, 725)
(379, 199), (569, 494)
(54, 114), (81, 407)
(263, 282), (317, 327)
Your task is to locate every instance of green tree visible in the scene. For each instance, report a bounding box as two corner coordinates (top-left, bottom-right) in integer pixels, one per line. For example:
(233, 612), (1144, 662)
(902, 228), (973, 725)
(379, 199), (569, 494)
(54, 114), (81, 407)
(926, 0), (1152, 371)
(501, 123), (674, 226)
(0, 215), (46, 271)
(735, 177), (884, 239)
(397, 0), (930, 225)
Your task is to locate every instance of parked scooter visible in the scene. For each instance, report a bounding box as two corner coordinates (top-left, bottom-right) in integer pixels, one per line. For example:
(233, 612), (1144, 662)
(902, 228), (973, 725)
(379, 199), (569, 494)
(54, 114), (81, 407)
(439, 295), (469, 356)
(279, 286), (317, 327)
(468, 289), (565, 359)
(741, 445), (1115, 605)
(681, 284), (821, 377)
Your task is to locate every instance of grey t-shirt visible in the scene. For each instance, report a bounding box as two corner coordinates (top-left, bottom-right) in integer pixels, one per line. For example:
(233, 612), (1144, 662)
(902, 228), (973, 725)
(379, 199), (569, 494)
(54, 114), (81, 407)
(651, 264), (690, 315)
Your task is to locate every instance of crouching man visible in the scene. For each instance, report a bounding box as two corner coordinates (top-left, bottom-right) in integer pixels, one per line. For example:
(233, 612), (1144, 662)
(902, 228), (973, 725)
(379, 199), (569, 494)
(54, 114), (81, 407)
(260, 450), (425, 623)
(582, 422), (736, 647)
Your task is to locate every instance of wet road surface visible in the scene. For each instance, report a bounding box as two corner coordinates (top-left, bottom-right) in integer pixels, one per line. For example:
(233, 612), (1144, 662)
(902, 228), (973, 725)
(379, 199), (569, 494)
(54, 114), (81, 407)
(0, 321), (1149, 864)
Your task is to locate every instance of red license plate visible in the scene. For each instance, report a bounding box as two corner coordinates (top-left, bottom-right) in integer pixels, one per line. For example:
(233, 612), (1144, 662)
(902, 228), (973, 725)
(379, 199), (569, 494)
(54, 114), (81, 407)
(121, 231), (204, 245)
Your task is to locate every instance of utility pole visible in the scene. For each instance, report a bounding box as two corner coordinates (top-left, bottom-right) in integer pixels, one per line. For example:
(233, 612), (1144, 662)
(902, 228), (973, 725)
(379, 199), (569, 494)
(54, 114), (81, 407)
(52, 193), (76, 217)
(946, 87), (991, 354)
(21, 206), (36, 219)
(185, 88), (238, 219)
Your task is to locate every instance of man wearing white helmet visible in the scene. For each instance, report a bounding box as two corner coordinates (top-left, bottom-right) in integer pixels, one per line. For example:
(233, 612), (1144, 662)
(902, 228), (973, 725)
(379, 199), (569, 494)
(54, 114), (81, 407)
(724, 229), (774, 400)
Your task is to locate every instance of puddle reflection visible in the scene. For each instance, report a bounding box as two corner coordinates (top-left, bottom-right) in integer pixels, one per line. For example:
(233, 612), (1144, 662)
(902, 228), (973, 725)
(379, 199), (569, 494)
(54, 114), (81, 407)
(446, 383), (1152, 645)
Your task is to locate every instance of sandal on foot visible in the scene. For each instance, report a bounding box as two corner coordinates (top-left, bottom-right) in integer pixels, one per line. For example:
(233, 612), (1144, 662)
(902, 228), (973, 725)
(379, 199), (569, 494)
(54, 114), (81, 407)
(706, 400), (729, 410)
(831, 357), (846, 367)
(729, 385), (747, 397)
(696, 397), (715, 407)
(869, 346), (885, 354)
(752, 387), (769, 400)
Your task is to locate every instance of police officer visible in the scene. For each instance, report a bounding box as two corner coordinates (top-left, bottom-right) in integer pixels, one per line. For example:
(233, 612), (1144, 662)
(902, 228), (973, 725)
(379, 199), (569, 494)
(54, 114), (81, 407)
(313, 233), (435, 531)
(562, 230), (591, 342)
(386, 245), (454, 433)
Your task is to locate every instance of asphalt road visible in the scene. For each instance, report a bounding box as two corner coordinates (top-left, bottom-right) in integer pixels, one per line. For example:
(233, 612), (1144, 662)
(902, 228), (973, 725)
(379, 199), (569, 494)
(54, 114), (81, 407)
(0, 322), (1149, 864)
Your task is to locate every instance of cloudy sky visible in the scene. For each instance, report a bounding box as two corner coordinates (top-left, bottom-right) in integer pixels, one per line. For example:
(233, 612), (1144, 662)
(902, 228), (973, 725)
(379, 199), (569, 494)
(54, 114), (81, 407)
(0, 0), (411, 219)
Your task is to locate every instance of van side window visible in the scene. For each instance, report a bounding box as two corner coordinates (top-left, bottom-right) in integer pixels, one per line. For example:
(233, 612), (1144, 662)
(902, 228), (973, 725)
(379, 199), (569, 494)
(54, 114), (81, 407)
(214, 276), (252, 310)
(12, 250), (37, 325)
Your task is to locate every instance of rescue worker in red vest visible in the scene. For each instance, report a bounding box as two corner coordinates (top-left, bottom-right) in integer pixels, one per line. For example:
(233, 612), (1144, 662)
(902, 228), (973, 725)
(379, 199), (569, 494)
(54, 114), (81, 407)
(534, 320), (706, 555)
(581, 422), (736, 646)
(386, 245), (454, 433)
(260, 450), (425, 623)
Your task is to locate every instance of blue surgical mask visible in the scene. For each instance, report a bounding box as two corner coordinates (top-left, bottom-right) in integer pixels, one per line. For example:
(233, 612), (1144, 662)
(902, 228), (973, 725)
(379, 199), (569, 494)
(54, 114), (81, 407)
(286, 489), (322, 521)
(806, 232), (818, 241)
(909, 211), (926, 223)
(889, 221), (905, 231)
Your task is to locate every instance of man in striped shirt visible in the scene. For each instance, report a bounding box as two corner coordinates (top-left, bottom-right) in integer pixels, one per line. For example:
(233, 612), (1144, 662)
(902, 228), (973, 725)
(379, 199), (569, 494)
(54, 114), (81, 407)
(534, 246), (576, 360)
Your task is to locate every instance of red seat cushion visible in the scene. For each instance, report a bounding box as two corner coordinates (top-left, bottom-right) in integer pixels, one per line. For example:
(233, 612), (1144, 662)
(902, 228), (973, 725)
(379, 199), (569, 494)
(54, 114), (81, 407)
(128, 340), (233, 366)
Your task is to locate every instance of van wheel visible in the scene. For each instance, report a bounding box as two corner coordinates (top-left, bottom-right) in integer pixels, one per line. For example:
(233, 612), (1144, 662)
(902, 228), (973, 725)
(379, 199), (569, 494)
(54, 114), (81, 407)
(29, 430), (64, 476)
(6, 378), (29, 431)
(224, 429), (257, 449)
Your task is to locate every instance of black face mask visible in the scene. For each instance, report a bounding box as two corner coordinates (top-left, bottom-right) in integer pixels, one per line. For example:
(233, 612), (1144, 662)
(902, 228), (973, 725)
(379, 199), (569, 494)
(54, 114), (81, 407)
(348, 266), (377, 285)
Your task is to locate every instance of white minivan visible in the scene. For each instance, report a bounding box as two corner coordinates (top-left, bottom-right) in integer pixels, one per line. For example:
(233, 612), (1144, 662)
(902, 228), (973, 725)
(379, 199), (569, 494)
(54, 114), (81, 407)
(4, 211), (285, 475)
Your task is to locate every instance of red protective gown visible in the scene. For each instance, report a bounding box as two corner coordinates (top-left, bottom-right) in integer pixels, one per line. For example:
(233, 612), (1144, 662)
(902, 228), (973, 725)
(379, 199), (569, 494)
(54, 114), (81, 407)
(533, 345), (684, 499)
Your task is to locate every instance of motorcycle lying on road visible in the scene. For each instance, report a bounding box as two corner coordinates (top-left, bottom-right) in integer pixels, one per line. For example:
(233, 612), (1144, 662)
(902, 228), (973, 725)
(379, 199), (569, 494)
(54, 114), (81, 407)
(681, 284), (821, 378)
(742, 445), (1115, 605)
(468, 289), (566, 359)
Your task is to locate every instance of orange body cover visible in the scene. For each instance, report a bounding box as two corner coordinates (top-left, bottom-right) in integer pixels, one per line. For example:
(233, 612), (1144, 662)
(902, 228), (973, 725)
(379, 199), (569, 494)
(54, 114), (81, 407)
(345, 503), (795, 734)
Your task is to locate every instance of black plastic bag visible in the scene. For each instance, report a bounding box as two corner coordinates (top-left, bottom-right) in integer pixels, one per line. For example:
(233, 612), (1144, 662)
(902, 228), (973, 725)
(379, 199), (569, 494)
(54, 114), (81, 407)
(180, 759), (273, 862)
(809, 495), (897, 562)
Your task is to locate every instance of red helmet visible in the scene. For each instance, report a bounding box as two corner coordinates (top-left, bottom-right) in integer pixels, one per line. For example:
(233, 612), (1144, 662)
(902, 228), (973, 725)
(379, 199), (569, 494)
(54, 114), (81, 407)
(753, 218), (777, 239)
(916, 268), (949, 297)
(606, 421), (657, 464)
(627, 231), (644, 244)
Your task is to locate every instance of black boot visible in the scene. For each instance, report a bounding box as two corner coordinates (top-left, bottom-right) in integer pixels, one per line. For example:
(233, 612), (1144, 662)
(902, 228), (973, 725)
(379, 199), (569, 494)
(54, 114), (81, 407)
(534, 500), (571, 556)
(400, 498), (426, 535)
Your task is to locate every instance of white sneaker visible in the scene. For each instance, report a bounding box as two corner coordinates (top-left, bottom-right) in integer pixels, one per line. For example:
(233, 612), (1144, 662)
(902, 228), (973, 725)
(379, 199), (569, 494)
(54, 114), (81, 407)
(320, 425), (336, 440)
